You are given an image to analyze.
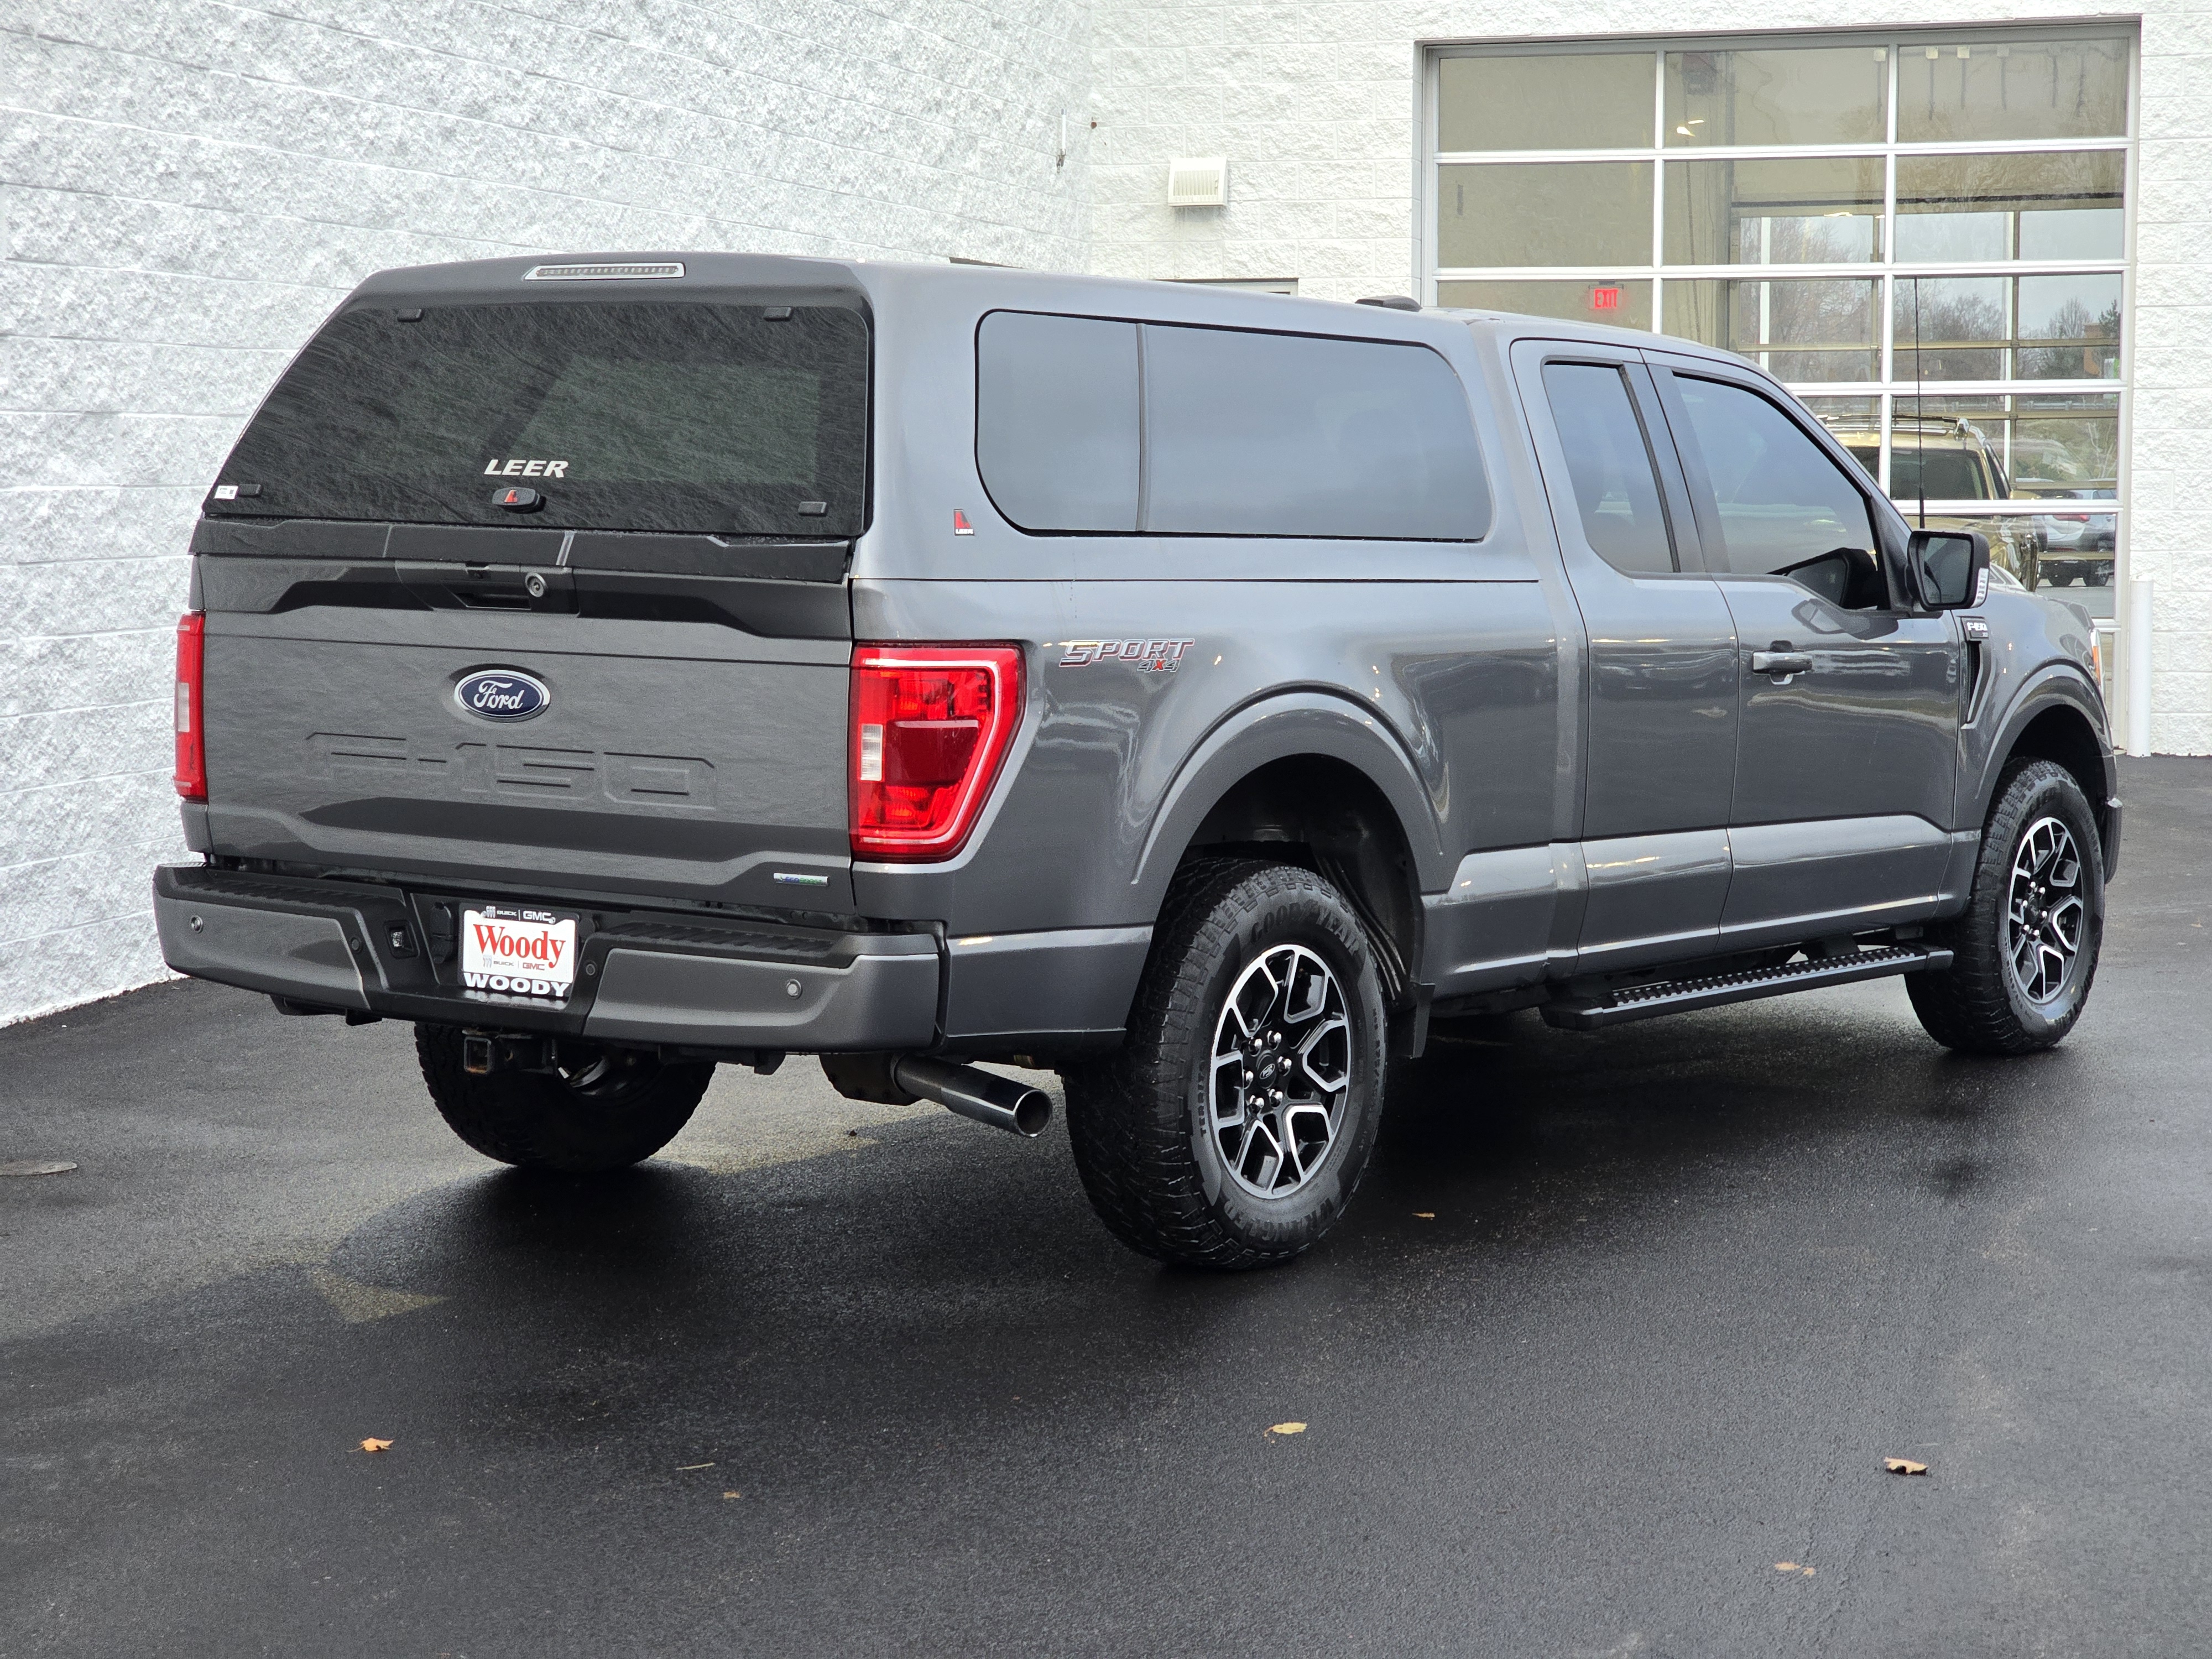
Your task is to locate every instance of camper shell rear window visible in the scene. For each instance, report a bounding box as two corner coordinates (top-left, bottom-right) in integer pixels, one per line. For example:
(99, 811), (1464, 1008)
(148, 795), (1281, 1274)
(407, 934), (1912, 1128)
(208, 299), (869, 538)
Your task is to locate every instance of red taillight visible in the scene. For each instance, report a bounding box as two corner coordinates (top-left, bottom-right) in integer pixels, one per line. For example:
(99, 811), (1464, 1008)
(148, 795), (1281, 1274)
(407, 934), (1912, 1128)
(174, 611), (206, 801)
(849, 644), (1023, 862)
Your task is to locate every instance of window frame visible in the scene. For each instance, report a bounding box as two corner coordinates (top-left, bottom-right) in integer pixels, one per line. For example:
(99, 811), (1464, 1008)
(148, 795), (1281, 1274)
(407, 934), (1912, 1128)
(1422, 26), (2135, 611)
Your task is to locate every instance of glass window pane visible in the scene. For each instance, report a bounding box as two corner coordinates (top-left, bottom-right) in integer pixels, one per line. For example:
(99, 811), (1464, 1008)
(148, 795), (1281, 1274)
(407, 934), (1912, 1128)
(1897, 38), (2128, 144)
(1540, 363), (1677, 573)
(1893, 275), (2124, 382)
(215, 301), (870, 536)
(1888, 395), (2015, 499)
(1665, 46), (1887, 146)
(1877, 392), (2120, 503)
(1665, 156), (1883, 265)
(1803, 397), (1883, 487)
(975, 312), (1140, 533)
(1891, 276), (2007, 380)
(1438, 53), (1655, 152)
(1438, 163), (1654, 268)
(1895, 152), (2125, 262)
(1663, 278), (1879, 382)
(2012, 392), (2120, 493)
(1139, 326), (1493, 540)
(2018, 273), (2122, 379)
(1672, 376), (1877, 575)
(1437, 279), (1653, 330)
(2020, 455), (2118, 605)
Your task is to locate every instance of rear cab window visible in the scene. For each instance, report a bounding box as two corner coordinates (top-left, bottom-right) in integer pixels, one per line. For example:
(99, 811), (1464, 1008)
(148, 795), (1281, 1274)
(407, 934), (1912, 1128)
(208, 299), (870, 539)
(975, 311), (1490, 540)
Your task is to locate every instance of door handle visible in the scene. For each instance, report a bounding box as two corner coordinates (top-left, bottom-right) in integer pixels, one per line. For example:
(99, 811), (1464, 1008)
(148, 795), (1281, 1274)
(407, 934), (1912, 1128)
(1750, 650), (1813, 677)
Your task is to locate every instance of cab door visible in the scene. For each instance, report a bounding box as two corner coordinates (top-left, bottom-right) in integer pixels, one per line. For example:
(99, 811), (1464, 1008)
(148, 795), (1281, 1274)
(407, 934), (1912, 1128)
(1511, 340), (1738, 973)
(1647, 357), (1963, 950)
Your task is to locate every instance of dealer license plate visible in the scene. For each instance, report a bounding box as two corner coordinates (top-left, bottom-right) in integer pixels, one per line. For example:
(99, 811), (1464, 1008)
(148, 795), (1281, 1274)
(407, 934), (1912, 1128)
(460, 905), (578, 1001)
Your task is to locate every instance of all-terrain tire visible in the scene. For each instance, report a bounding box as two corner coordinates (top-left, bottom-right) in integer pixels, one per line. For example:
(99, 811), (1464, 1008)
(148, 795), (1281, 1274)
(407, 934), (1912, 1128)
(1908, 759), (2105, 1055)
(1061, 859), (1389, 1270)
(415, 1026), (714, 1172)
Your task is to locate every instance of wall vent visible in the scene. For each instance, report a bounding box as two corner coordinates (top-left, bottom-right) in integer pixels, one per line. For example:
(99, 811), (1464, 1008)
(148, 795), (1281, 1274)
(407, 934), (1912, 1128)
(1167, 158), (1228, 208)
(523, 262), (686, 282)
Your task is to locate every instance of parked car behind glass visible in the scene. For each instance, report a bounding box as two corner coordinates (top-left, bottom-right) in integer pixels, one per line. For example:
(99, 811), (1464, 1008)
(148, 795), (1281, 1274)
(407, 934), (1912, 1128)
(1825, 414), (2043, 591)
(2036, 488), (2118, 590)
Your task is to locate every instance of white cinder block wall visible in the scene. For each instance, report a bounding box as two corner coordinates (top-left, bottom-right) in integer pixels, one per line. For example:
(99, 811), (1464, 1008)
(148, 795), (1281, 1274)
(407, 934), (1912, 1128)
(0, 0), (1093, 1026)
(1087, 2), (2212, 754)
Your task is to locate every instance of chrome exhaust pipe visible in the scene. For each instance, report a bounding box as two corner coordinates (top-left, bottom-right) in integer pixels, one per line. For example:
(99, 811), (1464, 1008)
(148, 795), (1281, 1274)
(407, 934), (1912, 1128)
(890, 1056), (1053, 1138)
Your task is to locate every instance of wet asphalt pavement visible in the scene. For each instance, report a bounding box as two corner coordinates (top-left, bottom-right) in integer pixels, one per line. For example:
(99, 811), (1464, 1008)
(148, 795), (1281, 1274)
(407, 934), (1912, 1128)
(3, 759), (2208, 1658)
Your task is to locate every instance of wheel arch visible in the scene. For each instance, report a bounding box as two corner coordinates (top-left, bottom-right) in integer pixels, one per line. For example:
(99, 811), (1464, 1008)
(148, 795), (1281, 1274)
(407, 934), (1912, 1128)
(1976, 669), (2117, 863)
(1131, 693), (1447, 1007)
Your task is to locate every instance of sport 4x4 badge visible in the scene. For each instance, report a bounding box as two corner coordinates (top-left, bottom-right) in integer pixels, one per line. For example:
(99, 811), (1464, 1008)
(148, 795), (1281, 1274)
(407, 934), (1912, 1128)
(1060, 639), (1196, 673)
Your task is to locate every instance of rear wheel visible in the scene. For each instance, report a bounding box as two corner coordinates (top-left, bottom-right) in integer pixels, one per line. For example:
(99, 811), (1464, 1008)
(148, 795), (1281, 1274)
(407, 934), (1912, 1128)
(1908, 760), (2104, 1055)
(1062, 859), (1388, 1270)
(415, 1025), (713, 1172)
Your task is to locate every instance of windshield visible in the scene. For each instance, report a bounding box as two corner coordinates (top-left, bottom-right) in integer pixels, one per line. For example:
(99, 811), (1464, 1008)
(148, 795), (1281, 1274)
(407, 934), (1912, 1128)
(209, 300), (869, 536)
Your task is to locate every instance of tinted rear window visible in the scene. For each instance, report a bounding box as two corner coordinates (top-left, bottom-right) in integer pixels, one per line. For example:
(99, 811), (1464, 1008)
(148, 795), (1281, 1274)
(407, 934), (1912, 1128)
(975, 312), (1140, 531)
(1141, 325), (1488, 539)
(210, 300), (868, 536)
(975, 312), (1490, 540)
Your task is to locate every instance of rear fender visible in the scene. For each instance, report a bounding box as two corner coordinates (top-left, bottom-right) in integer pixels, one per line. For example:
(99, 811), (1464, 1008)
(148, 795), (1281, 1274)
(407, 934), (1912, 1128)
(1131, 691), (1448, 917)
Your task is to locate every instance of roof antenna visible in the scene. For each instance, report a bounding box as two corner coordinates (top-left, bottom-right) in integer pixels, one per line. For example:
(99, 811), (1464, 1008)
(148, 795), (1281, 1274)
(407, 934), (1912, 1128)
(1912, 276), (1927, 531)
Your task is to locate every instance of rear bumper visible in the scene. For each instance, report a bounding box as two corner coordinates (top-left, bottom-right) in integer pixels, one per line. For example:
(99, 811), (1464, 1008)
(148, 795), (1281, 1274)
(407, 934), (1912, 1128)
(153, 864), (938, 1053)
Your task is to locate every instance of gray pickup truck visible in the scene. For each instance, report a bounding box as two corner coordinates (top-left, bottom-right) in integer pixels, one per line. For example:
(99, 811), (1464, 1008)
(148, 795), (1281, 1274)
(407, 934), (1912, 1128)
(156, 253), (2117, 1269)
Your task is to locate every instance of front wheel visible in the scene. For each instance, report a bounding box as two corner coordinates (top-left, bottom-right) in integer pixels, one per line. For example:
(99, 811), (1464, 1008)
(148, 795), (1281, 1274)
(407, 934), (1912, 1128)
(415, 1025), (714, 1172)
(1908, 760), (2105, 1054)
(1062, 860), (1389, 1270)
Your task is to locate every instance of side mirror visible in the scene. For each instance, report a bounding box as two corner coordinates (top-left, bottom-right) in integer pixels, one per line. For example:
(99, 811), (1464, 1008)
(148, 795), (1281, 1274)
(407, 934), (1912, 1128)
(1907, 528), (1990, 611)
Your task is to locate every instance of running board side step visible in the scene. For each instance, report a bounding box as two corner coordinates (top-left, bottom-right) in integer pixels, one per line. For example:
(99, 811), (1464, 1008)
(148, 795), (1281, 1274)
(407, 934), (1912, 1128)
(1542, 944), (1953, 1031)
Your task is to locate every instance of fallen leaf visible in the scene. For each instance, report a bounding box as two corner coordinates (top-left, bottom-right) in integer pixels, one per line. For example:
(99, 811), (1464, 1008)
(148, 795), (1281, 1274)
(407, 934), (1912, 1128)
(1775, 1562), (1798, 1572)
(1413, 1212), (1436, 1220)
(677, 1462), (716, 1471)
(722, 1490), (742, 1500)
(1803, 1568), (1816, 1576)
(359, 1438), (392, 1453)
(1267, 1421), (1307, 1436)
(310, 1266), (445, 1325)
(1884, 1457), (1928, 1475)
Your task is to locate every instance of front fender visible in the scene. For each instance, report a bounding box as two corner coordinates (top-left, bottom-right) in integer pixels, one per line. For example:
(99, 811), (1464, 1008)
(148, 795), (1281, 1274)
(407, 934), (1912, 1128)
(1130, 690), (1451, 915)
(1966, 661), (2117, 838)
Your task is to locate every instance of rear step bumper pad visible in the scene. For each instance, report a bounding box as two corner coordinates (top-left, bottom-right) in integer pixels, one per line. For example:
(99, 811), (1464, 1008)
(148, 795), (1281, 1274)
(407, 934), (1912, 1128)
(1542, 943), (1954, 1031)
(586, 945), (933, 1050)
(153, 863), (936, 1052)
(154, 888), (371, 1011)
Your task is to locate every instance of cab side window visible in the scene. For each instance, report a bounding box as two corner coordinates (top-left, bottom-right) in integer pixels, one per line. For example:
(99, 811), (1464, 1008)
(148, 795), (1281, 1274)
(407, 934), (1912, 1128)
(1540, 362), (1677, 575)
(1672, 375), (1883, 602)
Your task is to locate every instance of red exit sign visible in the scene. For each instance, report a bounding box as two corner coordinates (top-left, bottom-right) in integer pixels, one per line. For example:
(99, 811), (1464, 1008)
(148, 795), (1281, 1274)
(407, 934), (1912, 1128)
(1590, 285), (1622, 312)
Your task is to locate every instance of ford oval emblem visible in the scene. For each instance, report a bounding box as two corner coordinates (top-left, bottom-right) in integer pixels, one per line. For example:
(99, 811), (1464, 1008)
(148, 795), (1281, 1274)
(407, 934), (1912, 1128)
(454, 668), (550, 722)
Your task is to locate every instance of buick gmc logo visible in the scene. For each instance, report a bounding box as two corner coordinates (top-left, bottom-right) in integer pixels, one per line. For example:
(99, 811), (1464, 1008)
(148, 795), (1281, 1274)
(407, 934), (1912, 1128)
(454, 669), (549, 722)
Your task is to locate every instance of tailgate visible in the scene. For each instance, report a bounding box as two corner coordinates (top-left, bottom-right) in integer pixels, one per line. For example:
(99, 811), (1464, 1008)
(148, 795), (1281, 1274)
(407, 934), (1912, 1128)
(197, 545), (855, 910)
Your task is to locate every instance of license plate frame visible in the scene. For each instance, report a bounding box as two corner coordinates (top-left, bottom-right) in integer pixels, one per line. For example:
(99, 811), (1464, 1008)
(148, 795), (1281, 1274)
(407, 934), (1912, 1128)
(459, 903), (580, 1002)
